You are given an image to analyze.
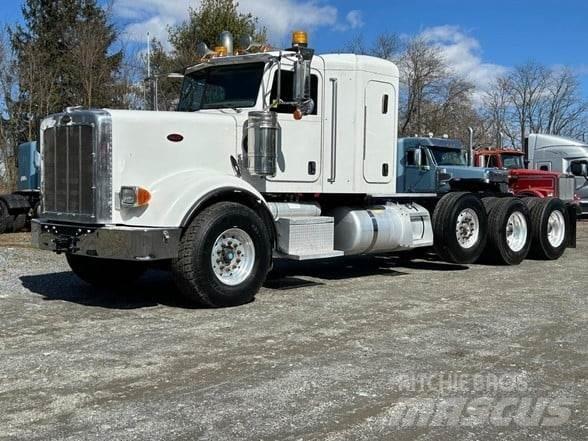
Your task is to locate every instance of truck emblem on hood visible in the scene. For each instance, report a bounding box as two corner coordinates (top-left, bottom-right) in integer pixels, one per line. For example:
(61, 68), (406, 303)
(167, 133), (184, 143)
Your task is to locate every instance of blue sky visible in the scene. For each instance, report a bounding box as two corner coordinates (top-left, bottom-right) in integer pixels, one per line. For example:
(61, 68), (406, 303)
(3, 0), (588, 96)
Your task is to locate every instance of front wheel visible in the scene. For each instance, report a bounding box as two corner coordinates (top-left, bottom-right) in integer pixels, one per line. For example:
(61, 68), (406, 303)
(171, 202), (272, 307)
(433, 192), (488, 264)
(0, 200), (12, 234)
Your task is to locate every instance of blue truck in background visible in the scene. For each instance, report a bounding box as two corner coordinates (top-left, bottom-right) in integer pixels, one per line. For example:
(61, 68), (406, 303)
(0, 142), (41, 234)
(396, 136), (510, 194)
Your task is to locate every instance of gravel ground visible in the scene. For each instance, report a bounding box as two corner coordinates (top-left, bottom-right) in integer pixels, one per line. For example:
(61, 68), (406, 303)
(0, 223), (586, 440)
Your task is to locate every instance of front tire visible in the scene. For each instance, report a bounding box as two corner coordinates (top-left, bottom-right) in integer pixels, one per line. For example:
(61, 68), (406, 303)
(433, 192), (488, 264)
(66, 254), (146, 287)
(483, 197), (531, 265)
(171, 202), (271, 307)
(0, 200), (12, 234)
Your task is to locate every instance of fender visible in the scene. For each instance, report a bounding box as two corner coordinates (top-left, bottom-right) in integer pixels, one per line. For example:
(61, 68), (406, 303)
(115, 169), (272, 230)
(177, 178), (271, 228)
(514, 190), (546, 198)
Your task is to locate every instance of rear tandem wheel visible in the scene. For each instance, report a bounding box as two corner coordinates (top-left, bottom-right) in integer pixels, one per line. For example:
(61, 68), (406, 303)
(432, 192), (488, 264)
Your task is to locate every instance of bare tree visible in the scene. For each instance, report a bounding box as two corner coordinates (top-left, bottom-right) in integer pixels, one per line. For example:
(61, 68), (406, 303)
(483, 62), (588, 146)
(399, 37), (446, 135)
(538, 67), (588, 137)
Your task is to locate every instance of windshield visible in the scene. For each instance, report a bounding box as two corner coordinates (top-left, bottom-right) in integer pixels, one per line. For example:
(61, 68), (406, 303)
(429, 147), (467, 166)
(177, 62), (265, 112)
(501, 154), (524, 169)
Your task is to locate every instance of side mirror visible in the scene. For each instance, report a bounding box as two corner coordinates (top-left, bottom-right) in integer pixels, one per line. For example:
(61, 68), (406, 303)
(570, 161), (588, 178)
(414, 147), (429, 170)
(292, 58), (313, 117)
(414, 148), (423, 167)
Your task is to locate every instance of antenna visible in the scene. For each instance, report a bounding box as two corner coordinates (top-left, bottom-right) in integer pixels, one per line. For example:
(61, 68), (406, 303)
(147, 32), (151, 79)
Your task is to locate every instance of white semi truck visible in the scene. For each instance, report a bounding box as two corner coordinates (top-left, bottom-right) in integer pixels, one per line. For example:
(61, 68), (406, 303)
(525, 133), (588, 215)
(32, 32), (577, 306)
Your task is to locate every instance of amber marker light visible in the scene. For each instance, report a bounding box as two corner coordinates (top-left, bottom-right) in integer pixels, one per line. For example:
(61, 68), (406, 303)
(214, 46), (227, 57)
(292, 31), (308, 47)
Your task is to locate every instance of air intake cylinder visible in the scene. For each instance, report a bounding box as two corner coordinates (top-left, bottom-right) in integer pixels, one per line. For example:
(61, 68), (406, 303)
(246, 111), (280, 176)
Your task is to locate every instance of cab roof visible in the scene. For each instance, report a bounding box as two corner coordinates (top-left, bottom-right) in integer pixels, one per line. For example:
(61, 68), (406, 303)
(184, 51), (399, 78)
(399, 137), (463, 150)
(476, 147), (524, 156)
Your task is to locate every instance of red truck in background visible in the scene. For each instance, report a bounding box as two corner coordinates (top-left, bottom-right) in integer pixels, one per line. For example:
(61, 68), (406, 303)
(474, 147), (575, 200)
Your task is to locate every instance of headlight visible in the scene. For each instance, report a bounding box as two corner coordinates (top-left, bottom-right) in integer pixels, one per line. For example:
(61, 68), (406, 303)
(120, 186), (151, 208)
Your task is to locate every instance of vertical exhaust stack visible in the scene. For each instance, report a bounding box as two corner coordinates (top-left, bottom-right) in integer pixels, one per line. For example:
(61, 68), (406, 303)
(468, 127), (474, 166)
(523, 136), (530, 168)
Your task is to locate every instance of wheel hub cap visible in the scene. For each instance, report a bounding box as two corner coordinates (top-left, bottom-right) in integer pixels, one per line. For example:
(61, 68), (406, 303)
(211, 228), (255, 286)
(505, 211), (528, 252)
(455, 208), (480, 249)
(547, 210), (566, 248)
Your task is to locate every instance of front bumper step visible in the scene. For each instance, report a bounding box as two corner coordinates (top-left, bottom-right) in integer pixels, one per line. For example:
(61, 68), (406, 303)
(32, 220), (181, 261)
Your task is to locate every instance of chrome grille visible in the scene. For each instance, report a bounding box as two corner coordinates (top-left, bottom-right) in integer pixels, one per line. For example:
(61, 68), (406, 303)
(41, 110), (112, 223)
(43, 124), (95, 216)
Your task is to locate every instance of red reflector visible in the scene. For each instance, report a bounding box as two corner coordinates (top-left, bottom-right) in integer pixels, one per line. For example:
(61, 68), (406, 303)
(167, 133), (184, 142)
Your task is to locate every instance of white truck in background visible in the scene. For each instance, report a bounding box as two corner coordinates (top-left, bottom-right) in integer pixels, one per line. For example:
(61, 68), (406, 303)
(525, 134), (588, 215)
(32, 32), (577, 307)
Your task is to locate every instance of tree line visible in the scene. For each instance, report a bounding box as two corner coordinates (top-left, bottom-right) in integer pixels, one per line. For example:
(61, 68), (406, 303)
(1, 0), (586, 191)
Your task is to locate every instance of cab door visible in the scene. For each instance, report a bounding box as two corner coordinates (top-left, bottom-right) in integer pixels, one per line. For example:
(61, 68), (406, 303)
(363, 80), (396, 184)
(265, 68), (323, 184)
(404, 148), (436, 193)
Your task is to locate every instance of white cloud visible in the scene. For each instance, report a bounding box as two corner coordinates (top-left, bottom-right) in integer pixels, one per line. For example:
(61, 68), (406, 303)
(345, 10), (364, 30)
(241, 0), (337, 42)
(419, 25), (507, 95)
(114, 0), (343, 48)
(333, 9), (364, 32)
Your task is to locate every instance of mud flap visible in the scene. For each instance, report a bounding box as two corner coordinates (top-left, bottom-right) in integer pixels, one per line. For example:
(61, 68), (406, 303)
(566, 203), (577, 249)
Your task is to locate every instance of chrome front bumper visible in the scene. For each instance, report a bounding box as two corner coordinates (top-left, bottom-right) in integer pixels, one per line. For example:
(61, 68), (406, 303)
(32, 220), (181, 261)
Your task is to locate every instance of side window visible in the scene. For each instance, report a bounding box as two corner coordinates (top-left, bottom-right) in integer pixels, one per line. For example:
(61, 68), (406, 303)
(487, 156), (498, 168)
(406, 149), (428, 166)
(538, 162), (551, 171)
(406, 150), (416, 166)
(270, 70), (319, 115)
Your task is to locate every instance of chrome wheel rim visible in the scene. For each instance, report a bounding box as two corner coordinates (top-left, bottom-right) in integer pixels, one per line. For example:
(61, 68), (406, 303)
(211, 228), (255, 286)
(547, 210), (566, 248)
(455, 208), (480, 249)
(506, 211), (528, 252)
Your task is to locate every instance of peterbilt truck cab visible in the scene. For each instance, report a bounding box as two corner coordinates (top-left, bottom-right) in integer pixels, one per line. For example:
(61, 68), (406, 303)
(397, 137), (509, 194)
(0, 141), (41, 234)
(32, 32), (576, 307)
(474, 147), (577, 202)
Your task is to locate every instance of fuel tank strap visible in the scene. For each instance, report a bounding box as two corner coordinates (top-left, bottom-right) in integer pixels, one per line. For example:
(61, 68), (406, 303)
(366, 210), (379, 254)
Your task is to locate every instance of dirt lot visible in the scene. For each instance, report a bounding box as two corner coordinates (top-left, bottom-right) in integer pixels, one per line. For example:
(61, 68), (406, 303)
(0, 223), (586, 440)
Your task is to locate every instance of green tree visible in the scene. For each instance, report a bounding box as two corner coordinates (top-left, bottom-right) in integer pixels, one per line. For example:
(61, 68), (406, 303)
(169, 0), (266, 68)
(10, 0), (123, 141)
(146, 0), (266, 110)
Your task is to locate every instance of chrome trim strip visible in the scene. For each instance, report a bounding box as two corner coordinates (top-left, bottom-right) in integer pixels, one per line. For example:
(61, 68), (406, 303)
(328, 78), (338, 183)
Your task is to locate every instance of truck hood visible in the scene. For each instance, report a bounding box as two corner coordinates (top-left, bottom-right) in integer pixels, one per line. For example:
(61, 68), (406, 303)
(439, 165), (509, 183)
(509, 168), (559, 178)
